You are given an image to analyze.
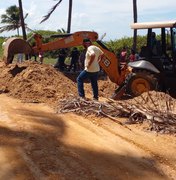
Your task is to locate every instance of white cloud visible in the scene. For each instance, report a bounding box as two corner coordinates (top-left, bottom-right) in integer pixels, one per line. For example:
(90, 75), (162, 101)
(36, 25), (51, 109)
(0, 8), (5, 15)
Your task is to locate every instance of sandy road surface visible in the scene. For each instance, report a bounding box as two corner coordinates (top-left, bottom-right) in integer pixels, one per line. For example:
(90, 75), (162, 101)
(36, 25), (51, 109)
(0, 94), (176, 180)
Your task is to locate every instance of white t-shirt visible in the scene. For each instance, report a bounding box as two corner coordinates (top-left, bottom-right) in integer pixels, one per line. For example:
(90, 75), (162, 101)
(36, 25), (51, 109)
(84, 45), (103, 72)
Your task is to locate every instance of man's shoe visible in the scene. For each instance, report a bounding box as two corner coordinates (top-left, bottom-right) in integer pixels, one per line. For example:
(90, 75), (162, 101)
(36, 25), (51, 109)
(93, 97), (98, 101)
(79, 96), (86, 101)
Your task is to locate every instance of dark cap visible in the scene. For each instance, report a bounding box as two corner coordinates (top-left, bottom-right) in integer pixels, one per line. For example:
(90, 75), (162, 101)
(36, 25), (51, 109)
(83, 38), (91, 43)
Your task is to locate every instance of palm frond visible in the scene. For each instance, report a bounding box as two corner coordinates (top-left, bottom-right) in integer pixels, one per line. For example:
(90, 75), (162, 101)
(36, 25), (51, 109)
(24, 13), (29, 20)
(1, 14), (12, 23)
(25, 26), (35, 32)
(40, 0), (62, 24)
(57, 28), (66, 33)
(0, 25), (17, 33)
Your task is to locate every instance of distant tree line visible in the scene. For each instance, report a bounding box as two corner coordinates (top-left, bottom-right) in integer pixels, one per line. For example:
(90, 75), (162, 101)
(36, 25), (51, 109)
(0, 30), (147, 59)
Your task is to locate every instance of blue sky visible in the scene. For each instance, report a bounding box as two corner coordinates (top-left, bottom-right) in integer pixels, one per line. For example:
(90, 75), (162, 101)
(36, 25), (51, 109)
(0, 0), (176, 41)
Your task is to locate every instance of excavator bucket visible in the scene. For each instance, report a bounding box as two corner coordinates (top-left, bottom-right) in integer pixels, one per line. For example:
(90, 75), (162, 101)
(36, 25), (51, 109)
(3, 38), (32, 65)
(110, 83), (127, 100)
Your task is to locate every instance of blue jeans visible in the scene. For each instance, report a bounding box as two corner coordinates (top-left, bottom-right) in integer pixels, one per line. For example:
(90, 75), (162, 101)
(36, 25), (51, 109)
(77, 70), (99, 99)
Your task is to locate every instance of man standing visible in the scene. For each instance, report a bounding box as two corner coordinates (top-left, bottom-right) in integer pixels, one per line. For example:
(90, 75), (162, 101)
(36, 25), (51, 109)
(77, 38), (104, 101)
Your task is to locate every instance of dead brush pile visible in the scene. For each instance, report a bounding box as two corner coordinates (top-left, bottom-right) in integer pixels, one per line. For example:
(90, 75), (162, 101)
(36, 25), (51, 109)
(58, 91), (176, 134)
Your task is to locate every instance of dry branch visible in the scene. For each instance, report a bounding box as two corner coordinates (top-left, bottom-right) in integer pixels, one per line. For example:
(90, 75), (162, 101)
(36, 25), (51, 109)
(57, 92), (176, 134)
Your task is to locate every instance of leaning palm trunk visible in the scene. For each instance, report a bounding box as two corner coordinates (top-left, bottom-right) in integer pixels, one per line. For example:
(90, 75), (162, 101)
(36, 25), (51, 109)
(18, 0), (27, 40)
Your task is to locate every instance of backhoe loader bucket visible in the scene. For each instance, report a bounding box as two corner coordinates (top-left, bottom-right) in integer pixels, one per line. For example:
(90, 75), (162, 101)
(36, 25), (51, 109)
(3, 38), (32, 65)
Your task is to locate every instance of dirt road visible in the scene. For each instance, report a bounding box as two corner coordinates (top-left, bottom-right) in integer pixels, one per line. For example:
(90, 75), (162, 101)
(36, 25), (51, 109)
(0, 94), (176, 180)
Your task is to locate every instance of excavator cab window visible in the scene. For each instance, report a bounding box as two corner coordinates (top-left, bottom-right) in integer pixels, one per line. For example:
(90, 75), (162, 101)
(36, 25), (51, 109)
(146, 28), (162, 57)
(138, 27), (176, 73)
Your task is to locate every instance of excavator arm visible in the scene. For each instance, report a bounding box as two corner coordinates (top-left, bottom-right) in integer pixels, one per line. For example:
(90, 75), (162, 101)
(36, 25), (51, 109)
(3, 31), (98, 64)
(3, 31), (131, 99)
(33, 31), (98, 53)
(3, 31), (129, 86)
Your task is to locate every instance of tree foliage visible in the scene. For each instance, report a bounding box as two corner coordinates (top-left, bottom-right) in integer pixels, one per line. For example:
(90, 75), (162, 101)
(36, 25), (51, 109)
(0, 28), (147, 60)
(105, 35), (147, 57)
(0, 5), (20, 36)
(0, 4), (28, 37)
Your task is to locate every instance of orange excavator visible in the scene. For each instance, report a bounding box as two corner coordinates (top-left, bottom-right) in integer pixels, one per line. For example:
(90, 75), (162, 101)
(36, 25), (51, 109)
(5, 19), (176, 99)
(3, 31), (131, 99)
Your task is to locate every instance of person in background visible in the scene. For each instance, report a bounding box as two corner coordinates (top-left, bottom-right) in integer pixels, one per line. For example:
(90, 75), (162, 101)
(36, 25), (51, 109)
(17, 53), (23, 63)
(55, 49), (67, 71)
(39, 50), (44, 64)
(129, 49), (136, 62)
(68, 47), (80, 72)
(31, 42), (37, 61)
(135, 51), (140, 61)
(151, 32), (158, 55)
(78, 49), (86, 71)
(77, 38), (104, 101)
(120, 46), (127, 63)
(151, 32), (161, 56)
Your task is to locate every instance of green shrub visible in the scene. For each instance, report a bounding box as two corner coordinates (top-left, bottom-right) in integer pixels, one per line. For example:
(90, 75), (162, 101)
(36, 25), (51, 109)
(0, 37), (5, 58)
(105, 35), (147, 57)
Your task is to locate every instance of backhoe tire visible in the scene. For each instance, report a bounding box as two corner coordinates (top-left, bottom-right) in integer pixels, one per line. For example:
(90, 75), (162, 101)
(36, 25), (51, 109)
(126, 70), (158, 97)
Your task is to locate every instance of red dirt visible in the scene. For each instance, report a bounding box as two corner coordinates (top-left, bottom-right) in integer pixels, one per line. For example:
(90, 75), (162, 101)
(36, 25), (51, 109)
(0, 60), (176, 179)
(0, 61), (115, 105)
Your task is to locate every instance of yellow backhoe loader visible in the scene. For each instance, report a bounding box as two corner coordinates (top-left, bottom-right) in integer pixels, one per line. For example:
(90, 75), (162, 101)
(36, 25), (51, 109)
(3, 20), (176, 99)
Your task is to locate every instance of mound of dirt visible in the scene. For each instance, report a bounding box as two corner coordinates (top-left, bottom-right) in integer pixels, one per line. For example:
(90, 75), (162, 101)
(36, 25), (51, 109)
(98, 78), (117, 98)
(0, 61), (78, 106)
(1, 60), (175, 112)
(0, 61), (117, 106)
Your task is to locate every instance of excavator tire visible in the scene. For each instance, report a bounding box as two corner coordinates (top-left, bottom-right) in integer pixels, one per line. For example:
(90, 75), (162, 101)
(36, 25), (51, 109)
(125, 70), (158, 97)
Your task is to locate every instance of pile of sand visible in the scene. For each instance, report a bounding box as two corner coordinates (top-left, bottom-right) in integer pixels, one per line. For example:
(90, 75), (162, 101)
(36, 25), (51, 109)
(0, 61), (78, 106)
(1, 60), (175, 110)
(0, 61), (117, 106)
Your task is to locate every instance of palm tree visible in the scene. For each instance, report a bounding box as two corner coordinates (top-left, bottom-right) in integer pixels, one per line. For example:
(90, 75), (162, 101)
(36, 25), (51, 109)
(0, 5), (20, 36)
(0, 3), (28, 39)
(40, 0), (73, 33)
(132, 0), (138, 51)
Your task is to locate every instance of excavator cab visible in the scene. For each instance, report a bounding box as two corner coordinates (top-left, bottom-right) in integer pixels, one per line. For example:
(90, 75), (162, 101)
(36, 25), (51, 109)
(128, 20), (176, 96)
